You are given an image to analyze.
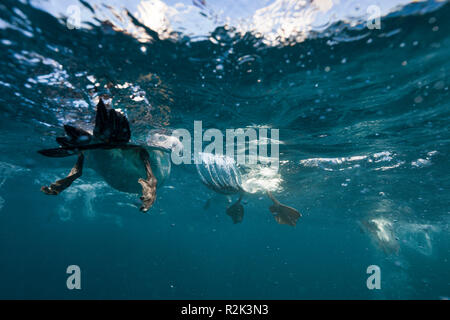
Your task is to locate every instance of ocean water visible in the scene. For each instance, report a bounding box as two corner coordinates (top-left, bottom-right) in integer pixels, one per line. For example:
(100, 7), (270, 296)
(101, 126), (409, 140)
(0, 0), (449, 299)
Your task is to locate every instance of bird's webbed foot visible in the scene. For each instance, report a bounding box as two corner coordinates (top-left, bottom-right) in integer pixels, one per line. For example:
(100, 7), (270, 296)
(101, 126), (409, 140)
(267, 191), (301, 227)
(41, 153), (84, 195)
(226, 194), (244, 224)
(138, 149), (157, 213)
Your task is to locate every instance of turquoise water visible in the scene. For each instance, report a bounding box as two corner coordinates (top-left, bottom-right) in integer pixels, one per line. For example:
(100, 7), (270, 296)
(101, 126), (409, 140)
(0, 0), (449, 299)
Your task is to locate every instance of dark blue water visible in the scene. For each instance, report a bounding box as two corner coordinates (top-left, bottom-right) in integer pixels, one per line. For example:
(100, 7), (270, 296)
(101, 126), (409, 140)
(0, 0), (449, 299)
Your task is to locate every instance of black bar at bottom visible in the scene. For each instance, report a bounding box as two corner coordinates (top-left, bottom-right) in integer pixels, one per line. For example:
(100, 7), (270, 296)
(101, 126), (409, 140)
(0, 300), (445, 318)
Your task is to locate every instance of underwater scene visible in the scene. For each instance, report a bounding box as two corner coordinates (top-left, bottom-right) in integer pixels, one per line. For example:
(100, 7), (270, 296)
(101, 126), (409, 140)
(0, 0), (449, 300)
